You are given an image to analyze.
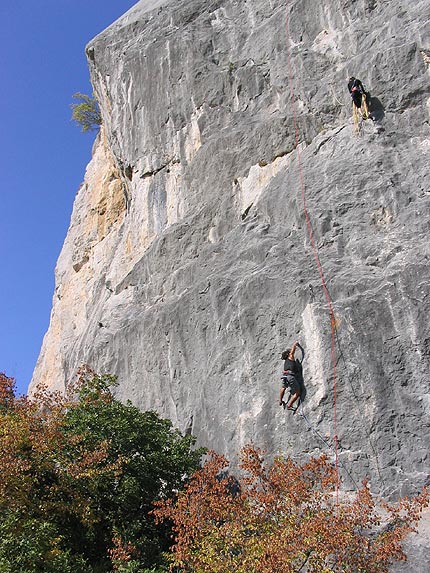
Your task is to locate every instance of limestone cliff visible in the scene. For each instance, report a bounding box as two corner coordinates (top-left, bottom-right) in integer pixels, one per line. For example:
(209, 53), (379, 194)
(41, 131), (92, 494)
(32, 0), (430, 567)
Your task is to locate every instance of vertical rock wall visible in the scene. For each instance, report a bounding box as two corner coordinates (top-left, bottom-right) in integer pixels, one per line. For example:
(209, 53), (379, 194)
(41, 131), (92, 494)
(32, 2), (430, 562)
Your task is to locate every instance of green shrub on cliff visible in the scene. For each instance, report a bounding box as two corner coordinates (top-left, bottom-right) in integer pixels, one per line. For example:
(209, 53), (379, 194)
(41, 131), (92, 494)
(70, 92), (102, 132)
(0, 370), (203, 572)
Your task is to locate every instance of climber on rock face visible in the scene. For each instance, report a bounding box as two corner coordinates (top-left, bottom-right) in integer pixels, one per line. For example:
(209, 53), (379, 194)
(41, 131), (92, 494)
(348, 76), (364, 107)
(279, 341), (304, 412)
(347, 76), (369, 121)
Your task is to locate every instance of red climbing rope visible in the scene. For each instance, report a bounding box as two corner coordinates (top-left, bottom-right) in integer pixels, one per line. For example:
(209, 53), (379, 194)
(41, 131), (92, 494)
(284, 1), (339, 503)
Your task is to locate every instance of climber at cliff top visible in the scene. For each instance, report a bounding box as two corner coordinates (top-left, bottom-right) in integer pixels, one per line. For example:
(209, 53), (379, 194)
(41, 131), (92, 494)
(279, 341), (304, 412)
(347, 76), (369, 119)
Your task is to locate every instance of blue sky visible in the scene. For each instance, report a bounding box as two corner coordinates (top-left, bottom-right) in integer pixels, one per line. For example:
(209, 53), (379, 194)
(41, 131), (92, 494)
(0, 1), (137, 396)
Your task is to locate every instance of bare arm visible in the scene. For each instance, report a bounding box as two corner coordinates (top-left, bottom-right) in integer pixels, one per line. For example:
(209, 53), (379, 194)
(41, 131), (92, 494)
(288, 341), (298, 360)
(289, 341), (304, 362)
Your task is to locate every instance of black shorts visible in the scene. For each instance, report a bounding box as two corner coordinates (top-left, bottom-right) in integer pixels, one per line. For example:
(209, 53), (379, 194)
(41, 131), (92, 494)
(282, 374), (300, 394)
(352, 92), (362, 108)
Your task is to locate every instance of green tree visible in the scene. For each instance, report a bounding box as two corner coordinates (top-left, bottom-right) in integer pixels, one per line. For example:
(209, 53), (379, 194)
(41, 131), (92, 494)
(0, 512), (91, 573)
(71, 92), (102, 132)
(0, 371), (203, 572)
(60, 369), (204, 570)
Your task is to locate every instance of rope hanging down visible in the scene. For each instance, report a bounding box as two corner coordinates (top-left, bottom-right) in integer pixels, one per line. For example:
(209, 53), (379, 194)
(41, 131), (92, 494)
(284, 2), (340, 503)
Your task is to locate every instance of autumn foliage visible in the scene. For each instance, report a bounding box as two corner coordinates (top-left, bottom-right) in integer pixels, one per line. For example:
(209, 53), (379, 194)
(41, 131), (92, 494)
(0, 369), (427, 573)
(154, 445), (428, 573)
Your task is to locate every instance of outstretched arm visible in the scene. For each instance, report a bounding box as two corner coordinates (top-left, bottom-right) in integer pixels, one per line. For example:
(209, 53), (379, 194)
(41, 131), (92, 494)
(288, 341), (298, 360)
(290, 341), (304, 362)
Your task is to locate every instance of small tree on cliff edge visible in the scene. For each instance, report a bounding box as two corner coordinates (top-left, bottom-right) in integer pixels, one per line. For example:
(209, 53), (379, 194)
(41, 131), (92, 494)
(154, 445), (429, 573)
(71, 92), (102, 132)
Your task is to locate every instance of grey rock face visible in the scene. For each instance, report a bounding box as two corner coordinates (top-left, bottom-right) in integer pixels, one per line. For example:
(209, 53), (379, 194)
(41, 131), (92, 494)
(32, 0), (430, 566)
